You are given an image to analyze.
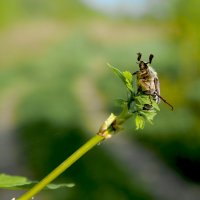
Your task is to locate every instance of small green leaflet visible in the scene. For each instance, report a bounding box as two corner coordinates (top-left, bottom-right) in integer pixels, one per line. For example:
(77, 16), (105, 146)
(139, 110), (157, 124)
(151, 99), (160, 111)
(135, 115), (145, 130)
(134, 94), (160, 123)
(0, 173), (75, 190)
(135, 95), (159, 109)
(122, 71), (133, 92)
(108, 63), (133, 92)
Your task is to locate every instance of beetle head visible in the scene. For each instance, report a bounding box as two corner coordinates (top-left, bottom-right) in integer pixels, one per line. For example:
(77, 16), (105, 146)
(139, 61), (148, 70)
(137, 53), (154, 70)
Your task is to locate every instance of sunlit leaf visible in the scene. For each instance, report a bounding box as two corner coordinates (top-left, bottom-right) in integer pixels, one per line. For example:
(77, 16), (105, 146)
(135, 115), (145, 130)
(122, 71), (133, 92)
(0, 174), (75, 190)
(108, 64), (133, 92)
(135, 95), (151, 105)
(139, 110), (157, 124)
(134, 94), (160, 125)
(151, 100), (160, 111)
(108, 63), (125, 83)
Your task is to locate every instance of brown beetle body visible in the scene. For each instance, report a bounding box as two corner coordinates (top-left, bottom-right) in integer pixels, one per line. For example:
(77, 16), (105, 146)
(133, 53), (173, 110)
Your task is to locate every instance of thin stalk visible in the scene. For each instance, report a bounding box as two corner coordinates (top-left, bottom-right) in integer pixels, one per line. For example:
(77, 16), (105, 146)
(17, 135), (104, 200)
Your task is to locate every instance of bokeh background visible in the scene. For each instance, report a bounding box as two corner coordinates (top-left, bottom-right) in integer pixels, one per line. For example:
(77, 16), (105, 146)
(0, 0), (200, 199)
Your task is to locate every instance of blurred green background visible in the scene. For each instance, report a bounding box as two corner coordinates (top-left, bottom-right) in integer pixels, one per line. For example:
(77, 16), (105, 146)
(0, 0), (200, 199)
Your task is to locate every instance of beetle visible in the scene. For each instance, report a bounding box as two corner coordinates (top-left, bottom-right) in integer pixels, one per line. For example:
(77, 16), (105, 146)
(133, 53), (173, 110)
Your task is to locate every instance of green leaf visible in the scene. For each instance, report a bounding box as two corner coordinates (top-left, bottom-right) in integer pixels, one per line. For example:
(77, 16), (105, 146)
(0, 174), (31, 189)
(122, 71), (132, 83)
(0, 173), (75, 190)
(135, 95), (151, 105)
(108, 63), (133, 92)
(135, 95), (160, 111)
(108, 63), (125, 82)
(133, 94), (160, 125)
(44, 183), (75, 189)
(151, 99), (160, 111)
(122, 71), (133, 92)
(135, 115), (145, 130)
(139, 110), (157, 124)
(115, 98), (127, 107)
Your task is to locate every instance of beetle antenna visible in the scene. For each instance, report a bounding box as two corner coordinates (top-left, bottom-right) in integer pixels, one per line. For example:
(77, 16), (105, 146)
(155, 92), (174, 111)
(149, 54), (154, 64)
(137, 53), (142, 61)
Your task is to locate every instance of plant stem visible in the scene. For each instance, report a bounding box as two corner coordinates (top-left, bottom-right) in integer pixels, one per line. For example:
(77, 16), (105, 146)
(17, 135), (104, 200)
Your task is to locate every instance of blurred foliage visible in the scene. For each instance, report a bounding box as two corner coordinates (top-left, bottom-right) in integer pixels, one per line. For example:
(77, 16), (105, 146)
(1, 0), (200, 199)
(0, 0), (100, 27)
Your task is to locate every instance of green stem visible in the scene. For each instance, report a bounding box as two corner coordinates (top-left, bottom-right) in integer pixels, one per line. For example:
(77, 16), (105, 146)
(17, 135), (104, 200)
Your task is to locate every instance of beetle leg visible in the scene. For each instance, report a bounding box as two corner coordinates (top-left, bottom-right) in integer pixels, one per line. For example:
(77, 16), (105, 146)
(132, 71), (138, 75)
(154, 92), (174, 111)
(154, 78), (160, 103)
